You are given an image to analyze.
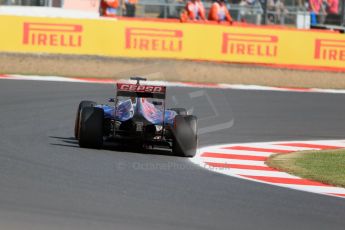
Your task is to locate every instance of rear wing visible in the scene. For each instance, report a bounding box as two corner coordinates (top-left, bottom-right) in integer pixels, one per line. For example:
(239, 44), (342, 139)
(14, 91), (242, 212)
(116, 83), (166, 99)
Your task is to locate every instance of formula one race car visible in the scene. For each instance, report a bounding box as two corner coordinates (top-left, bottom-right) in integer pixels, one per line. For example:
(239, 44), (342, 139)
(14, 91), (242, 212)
(74, 77), (198, 157)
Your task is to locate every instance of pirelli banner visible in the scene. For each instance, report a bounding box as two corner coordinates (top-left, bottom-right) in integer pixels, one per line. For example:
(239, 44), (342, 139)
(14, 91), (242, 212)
(0, 15), (345, 71)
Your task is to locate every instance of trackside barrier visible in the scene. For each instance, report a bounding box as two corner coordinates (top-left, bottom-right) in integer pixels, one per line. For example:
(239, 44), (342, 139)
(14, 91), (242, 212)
(0, 15), (345, 71)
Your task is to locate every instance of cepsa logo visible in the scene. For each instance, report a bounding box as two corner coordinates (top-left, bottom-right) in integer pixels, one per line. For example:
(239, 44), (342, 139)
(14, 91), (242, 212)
(222, 33), (278, 57)
(23, 22), (83, 47)
(125, 28), (183, 52)
(117, 83), (166, 93)
(314, 39), (345, 61)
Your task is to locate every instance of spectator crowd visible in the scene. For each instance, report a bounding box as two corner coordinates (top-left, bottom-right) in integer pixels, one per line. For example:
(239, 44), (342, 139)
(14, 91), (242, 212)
(0, 0), (340, 26)
(100, 0), (233, 24)
(99, 0), (342, 26)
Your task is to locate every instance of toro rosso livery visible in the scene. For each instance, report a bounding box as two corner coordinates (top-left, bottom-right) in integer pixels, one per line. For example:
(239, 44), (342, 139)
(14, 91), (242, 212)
(74, 78), (198, 157)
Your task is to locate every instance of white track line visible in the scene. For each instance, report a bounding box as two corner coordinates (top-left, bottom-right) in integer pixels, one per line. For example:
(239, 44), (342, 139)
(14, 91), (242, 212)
(2, 74), (345, 94)
(199, 148), (273, 156)
(194, 157), (268, 167)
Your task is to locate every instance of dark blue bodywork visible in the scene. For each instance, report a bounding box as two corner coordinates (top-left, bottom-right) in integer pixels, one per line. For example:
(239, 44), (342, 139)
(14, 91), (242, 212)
(96, 98), (177, 125)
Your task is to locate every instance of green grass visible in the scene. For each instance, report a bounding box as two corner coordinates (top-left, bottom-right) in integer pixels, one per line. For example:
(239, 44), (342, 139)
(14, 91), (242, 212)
(266, 149), (345, 188)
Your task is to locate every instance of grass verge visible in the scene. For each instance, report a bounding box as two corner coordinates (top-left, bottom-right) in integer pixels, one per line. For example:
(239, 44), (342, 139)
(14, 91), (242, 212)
(266, 149), (345, 188)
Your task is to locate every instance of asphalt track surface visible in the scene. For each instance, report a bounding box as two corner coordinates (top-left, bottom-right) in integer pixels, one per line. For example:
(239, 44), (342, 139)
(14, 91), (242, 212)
(1, 79), (345, 230)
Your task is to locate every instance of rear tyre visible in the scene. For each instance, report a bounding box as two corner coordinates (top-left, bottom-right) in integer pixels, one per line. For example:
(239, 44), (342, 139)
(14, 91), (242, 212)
(74, 100), (97, 139)
(79, 107), (104, 149)
(169, 108), (187, 116)
(172, 115), (198, 157)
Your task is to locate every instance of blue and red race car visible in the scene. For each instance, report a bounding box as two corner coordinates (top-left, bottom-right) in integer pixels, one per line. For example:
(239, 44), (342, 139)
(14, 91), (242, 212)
(74, 77), (198, 157)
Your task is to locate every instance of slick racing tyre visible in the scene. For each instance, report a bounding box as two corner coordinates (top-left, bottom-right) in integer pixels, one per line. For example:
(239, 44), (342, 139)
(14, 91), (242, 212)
(79, 107), (104, 149)
(74, 100), (97, 139)
(169, 108), (187, 115)
(172, 115), (198, 157)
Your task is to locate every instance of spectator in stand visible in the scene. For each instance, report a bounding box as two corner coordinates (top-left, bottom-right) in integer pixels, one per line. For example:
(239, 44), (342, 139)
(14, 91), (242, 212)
(324, 0), (339, 24)
(180, 0), (206, 22)
(208, 0), (233, 24)
(267, 0), (276, 23)
(124, 0), (138, 17)
(239, 0), (249, 22)
(272, 0), (289, 24)
(197, 0), (206, 18)
(319, 0), (327, 24)
(100, 0), (119, 17)
(309, 0), (321, 25)
(325, 0), (339, 14)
